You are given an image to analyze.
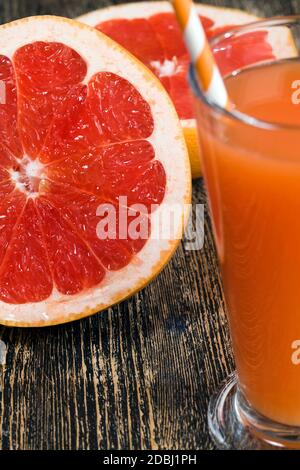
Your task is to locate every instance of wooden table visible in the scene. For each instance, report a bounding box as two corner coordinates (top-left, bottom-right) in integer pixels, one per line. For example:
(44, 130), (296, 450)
(0, 0), (296, 451)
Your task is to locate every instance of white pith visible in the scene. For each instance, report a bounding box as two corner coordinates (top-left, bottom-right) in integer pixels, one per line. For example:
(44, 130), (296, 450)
(9, 157), (44, 196)
(25, 158), (44, 179)
(150, 58), (183, 78)
(0, 16), (191, 326)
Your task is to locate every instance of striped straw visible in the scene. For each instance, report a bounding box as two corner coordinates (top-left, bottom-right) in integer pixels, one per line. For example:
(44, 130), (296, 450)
(171, 0), (229, 108)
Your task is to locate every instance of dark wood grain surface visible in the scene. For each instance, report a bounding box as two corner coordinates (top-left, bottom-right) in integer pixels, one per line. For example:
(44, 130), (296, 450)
(0, 0), (296, 451)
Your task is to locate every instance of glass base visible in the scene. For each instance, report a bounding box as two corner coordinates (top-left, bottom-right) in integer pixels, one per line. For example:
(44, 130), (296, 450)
(208, 372), (300, 450)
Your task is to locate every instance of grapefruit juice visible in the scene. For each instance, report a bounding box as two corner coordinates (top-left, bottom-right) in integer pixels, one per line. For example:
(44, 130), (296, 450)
(196, 59), (300, 426)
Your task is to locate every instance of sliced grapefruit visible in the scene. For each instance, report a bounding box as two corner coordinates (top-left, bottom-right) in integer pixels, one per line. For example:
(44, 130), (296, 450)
(0, 16), (191, 327)
(77, 2), (296, 178)
(77, 2), (262, 178)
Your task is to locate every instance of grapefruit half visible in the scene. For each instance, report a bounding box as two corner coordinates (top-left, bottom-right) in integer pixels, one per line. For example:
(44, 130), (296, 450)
(0, 16), (191, 327)
(77, 2), (296, 178)
(77, 1), (262, 178)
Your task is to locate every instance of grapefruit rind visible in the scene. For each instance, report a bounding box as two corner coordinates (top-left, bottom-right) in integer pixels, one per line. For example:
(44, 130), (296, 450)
(0, 16), (191, 327)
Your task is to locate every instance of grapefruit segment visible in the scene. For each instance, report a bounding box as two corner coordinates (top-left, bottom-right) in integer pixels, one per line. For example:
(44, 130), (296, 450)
(0, 198), (52, 304)
(0, 143), (19, 169)
(36, 197), (105, 296)
(0, 16), (190, 326)
(14, 42), (87, 160)
(112, 159), (166, 208)
(0, 191), (26, 269)
(0, 166), (10, 182)
(41, 84), (101, 163)
(0, 56), (22, 157)
(0, 180), (15, 199)
(87, 72), (154, 142)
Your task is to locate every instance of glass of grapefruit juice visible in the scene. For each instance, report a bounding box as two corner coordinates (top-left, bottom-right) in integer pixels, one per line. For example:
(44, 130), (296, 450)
(190, 17), (300, 449)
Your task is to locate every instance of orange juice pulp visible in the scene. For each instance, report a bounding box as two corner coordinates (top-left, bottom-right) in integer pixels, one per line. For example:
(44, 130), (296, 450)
(198, 59), (300, 426)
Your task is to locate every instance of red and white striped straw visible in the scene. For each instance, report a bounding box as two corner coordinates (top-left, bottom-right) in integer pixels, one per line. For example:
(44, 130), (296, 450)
(171, 0), (229, 108)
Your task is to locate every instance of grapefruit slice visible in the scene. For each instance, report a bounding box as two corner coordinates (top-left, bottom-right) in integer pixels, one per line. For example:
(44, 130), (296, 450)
(77, 2), (296, 178)
(0, 16), (191, 327)
(77, 2), (261, 178)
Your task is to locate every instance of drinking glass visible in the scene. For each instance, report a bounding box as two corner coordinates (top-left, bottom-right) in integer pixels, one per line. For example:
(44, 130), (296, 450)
(190, 17), (300, 449)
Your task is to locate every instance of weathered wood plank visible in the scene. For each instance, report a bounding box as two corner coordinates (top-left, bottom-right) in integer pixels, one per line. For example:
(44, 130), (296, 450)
(0, 0), (296, 450)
